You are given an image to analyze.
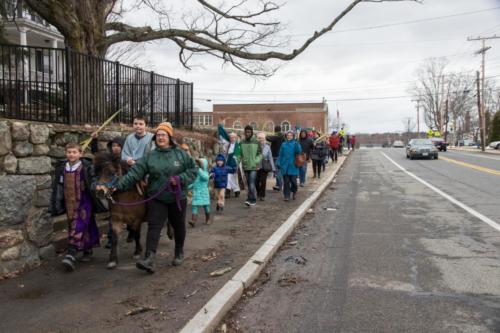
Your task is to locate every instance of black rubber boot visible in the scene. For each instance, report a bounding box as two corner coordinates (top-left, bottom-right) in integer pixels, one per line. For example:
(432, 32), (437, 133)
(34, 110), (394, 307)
(79, 250), (93, 262)
(172, 248), (184, 266)
(136, 252), (155, 274)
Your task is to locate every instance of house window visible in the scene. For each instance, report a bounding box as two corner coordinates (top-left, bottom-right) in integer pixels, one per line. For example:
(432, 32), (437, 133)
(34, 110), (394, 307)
(263, 121), (274, 133)
(249, 121), (258, 130)
(233, 121), (242, 129)
(281, 121), (290, 132)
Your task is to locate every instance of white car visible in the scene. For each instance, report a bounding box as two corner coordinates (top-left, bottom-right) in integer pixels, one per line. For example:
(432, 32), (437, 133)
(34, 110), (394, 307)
(489, 141), (500, 150)
(392, 140), (405, 148)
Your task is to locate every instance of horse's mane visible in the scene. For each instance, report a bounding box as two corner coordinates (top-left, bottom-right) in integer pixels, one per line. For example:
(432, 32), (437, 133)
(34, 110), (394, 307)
(94, 152), (128, 176)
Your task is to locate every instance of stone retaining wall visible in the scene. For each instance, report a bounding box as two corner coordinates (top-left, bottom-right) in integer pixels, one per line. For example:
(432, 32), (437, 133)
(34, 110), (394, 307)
(0, 119), (218, 276)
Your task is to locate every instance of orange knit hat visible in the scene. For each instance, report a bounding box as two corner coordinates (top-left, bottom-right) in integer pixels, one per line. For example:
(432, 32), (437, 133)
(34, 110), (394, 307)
(155, 122), (173, 137)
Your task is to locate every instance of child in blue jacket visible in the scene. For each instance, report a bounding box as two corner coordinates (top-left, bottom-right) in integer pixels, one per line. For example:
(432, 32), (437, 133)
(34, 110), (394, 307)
(211, 154), (236, 212)
(189, 158), (210, 227)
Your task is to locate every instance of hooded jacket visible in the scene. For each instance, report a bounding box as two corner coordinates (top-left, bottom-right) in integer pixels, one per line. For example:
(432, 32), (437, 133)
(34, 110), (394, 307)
(240, 128), (262, 171)
(329, 134), (340, 149)
(115, 145), (197, 204)
(191, 158), (211, 206)
(107, 136), (125, 154)
(278, 137), (302, 176)
(211, 154), (236, 189)
(299, 130), (314, 160)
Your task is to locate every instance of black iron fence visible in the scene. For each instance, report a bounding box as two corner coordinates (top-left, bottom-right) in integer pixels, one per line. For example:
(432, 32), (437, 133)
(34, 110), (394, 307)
(0, 43), (193, 128)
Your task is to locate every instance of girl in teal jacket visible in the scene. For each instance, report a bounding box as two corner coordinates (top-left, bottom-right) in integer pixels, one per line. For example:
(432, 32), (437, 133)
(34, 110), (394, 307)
(189, 158), (211, 226)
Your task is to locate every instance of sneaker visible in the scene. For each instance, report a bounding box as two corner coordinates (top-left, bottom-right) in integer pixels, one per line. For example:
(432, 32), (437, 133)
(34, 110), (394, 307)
(61, 254), (76, 272)
(244, 201), (251, 207)
(293, 192), (297, 200)
(249, 201), (256, 206)
(284, 198), (290, 202)
(259, 197), (265, 201)
(299, 184), (305, 188)
(273, 186), (280, 191)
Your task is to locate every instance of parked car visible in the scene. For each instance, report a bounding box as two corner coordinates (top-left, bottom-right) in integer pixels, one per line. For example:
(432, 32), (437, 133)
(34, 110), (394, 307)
(406, 139), (439, 160)
(392, 140), (405, 148)
(430, 137), (447, 151)
(382, 141), (391, 148)
(489, 141), (500, 150)
(458, 139), (477, 147)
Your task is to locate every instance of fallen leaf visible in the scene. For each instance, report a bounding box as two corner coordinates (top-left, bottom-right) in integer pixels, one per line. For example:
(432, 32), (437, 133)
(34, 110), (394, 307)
(126, 305), (157, 316)
(210, 267), (232, 277)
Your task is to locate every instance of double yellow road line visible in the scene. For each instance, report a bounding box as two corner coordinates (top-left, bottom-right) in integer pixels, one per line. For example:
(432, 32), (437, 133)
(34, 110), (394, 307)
(439, 156), (500, 177)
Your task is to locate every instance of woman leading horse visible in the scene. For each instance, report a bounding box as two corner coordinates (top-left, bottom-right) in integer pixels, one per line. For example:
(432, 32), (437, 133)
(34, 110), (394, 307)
(98, 122), (197, 273)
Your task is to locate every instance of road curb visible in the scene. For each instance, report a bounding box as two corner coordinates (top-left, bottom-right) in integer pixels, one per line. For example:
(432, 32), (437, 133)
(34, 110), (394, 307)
(180, 151), (352, 333)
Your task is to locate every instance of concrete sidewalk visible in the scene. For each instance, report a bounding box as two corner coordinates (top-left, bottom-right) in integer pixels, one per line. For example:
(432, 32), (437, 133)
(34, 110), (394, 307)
(0, 153), (349, 333)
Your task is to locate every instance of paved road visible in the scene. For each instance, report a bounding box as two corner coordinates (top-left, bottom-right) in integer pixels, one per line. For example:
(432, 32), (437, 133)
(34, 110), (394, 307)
(226, 149), (500, 333)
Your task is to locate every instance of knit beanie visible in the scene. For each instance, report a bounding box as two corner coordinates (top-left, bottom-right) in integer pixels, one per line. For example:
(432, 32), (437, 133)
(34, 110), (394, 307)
(156, 122), (173, 137)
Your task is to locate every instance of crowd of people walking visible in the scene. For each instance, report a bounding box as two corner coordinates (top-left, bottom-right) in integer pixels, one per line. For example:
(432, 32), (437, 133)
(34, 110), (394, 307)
(52, 116), (353, 274)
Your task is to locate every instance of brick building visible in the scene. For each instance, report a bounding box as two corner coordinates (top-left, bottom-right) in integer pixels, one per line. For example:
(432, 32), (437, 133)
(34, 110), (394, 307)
(192, 111), (213, 128)
(212, 102), (329, 133)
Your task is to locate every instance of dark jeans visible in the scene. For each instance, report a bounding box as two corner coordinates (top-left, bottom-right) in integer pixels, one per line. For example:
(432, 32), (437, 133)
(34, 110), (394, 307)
(256, 170), (269, 198)
(283, 174), (298, 199)
(299, 163), (308, 185)
(146, 199), (187, 254)
(245, 170), (257, 203)
(312, 159), (322, 178)
(330, 148), (338, 162)
(273, 158), (282, 190)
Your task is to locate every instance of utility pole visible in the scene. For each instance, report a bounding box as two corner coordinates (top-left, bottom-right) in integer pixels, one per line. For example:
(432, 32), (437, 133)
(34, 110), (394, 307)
(411, 99), (422, 137)
(444, 99), (449, 143)
(468, 35), (500, 151)
(476, 71), (484, 151)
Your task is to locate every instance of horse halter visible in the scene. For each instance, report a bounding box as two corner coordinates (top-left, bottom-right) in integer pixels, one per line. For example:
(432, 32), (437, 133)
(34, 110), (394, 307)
(97, 175), (118, 188)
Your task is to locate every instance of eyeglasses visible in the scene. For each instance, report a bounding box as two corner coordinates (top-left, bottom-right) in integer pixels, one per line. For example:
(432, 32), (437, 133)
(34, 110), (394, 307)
(156, 134), (169, 138)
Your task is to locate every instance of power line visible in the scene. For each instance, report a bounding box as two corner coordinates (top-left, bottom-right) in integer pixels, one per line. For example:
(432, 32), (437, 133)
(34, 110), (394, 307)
(286, 6), (500, 37)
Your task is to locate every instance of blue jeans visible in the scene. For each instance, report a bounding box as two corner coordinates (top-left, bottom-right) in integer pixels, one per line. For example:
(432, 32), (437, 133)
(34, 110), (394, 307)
(273, 158), (282, 190)
(283, 175), (298, 199)
(299, 162), (308, 185)
(245, 170), (257, 203)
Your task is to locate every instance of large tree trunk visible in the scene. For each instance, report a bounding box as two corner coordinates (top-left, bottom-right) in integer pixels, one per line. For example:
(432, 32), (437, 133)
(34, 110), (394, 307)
(23, 0), (112, 57)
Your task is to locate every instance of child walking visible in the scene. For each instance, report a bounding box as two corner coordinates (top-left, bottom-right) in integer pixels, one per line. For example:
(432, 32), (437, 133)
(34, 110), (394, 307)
(189, 158), (211, 227)
(211, 154), (236, 212)
(51, 143), (105, 272)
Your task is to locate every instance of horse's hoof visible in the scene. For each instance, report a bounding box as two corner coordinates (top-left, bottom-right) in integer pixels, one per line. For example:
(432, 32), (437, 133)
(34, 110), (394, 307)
(107, 261), (117, 269)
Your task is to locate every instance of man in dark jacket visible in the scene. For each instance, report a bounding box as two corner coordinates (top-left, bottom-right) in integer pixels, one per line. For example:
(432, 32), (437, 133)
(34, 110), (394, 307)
(298, 130), (313, 187)
(266, 125), (284, 191)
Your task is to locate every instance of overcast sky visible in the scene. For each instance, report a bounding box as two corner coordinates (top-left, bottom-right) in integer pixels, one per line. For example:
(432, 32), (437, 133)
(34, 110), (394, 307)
(122, 0), (500, 134)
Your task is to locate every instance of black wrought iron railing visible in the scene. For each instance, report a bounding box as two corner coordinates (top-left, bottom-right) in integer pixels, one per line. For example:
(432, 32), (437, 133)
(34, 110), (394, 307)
(0, 43), (193, 128)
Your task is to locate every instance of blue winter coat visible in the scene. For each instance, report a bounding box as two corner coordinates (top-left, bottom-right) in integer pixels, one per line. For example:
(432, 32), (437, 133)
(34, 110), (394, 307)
(278, 139), (302, 176)
(211, 154), (236, 189)
(192, 158), (210, 206)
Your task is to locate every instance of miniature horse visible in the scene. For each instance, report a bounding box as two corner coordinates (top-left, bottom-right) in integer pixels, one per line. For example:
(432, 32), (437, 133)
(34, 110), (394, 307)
(94, 152), (146, 269)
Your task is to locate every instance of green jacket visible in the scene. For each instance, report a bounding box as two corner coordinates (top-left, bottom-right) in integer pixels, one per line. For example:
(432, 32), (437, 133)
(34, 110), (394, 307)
(240, 135), (262, 171)
(115, 146), (197, 204)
